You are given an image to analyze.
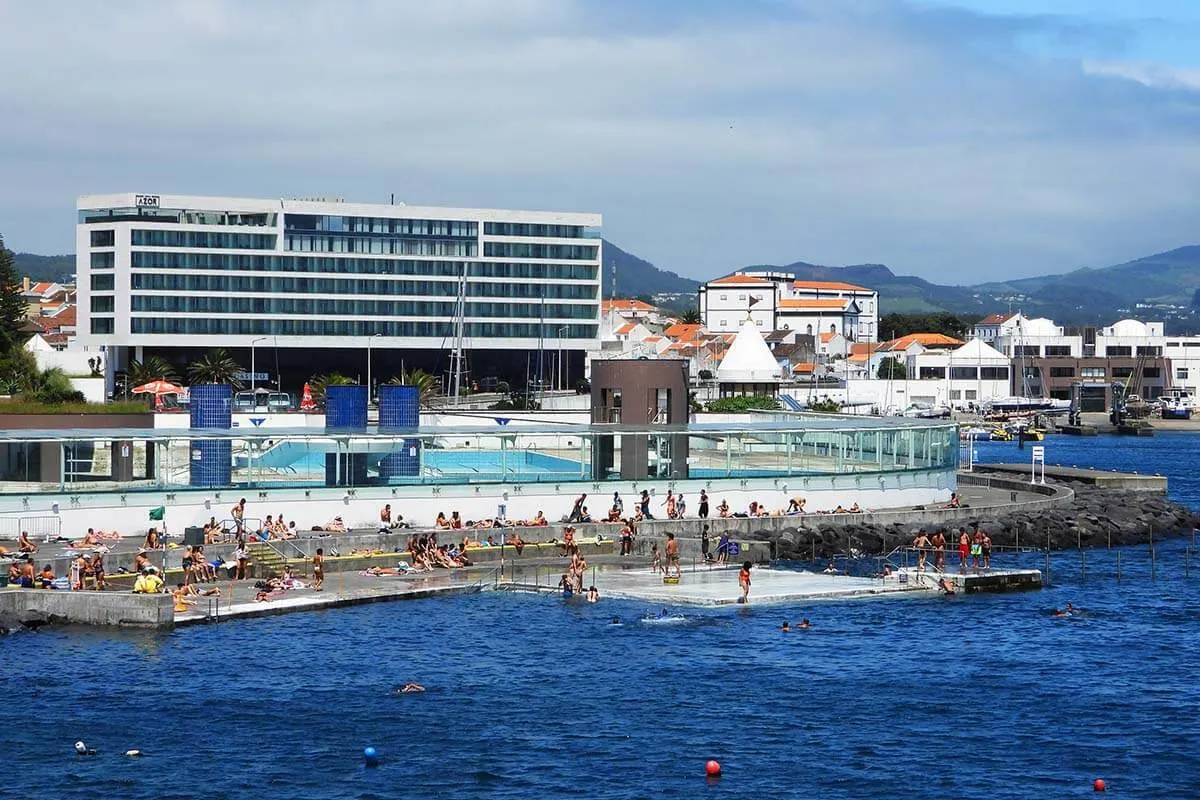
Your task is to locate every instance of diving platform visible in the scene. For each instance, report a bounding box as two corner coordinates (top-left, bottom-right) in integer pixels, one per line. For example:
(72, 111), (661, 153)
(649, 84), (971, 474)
(891, 566), (1044, 594)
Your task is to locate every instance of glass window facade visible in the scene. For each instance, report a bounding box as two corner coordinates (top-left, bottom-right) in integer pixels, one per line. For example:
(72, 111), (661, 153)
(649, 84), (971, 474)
(90, 296), (115, 313)
(89, 230), (115, 247)
(129, 295), (593, 319)
(284, 234), (476, 257)
(129, 318), (597, 338)
(90, 251), (115, 269)
(980, 367), (1009, 380)
(483, 222), (584, 238)
(90, 318), (114, 334)
(91, 274), (115, 291)
(285, 215), (477, 237)
(131, 229), (276, 249)
(483, 242), (598, 260)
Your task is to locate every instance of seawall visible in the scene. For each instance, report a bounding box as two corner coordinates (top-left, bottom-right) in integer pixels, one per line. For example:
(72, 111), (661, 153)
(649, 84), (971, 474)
(0, 589), (171, 631)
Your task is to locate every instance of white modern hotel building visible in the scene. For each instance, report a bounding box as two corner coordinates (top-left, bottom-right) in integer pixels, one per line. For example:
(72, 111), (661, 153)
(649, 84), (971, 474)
(76, 193), (603, 393)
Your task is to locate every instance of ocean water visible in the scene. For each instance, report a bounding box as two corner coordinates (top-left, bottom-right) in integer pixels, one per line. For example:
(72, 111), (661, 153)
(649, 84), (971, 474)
(3, 433), (1199, 799)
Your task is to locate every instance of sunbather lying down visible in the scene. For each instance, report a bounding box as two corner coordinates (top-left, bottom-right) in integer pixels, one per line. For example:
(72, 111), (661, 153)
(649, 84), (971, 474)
(361, 564), (412, 577)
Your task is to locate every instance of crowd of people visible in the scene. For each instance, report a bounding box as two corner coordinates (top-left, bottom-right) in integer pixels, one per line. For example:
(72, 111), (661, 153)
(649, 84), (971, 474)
(911, 524), (993, 575)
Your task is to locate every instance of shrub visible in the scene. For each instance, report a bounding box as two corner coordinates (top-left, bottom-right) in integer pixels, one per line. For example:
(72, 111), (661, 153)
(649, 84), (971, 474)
(704, 395), (781, 413)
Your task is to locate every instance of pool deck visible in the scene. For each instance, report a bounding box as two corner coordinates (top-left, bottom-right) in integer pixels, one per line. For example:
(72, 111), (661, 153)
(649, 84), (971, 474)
(171, 570), (493, 627)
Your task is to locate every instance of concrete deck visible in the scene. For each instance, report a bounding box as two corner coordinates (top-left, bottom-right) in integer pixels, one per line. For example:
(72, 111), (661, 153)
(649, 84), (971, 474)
(975, 463), (1167, 491)
(508, 564), (931, 606)
(891, 566), (1043, 593)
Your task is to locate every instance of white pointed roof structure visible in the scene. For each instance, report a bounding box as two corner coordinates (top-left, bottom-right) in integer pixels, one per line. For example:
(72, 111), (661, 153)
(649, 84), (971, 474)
(717, 316), (781, 381)
(951, 338), (1008, 363)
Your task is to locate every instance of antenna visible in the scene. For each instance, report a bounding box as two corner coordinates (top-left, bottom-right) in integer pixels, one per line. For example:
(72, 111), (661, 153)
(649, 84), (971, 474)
(610, 258), (617, 301)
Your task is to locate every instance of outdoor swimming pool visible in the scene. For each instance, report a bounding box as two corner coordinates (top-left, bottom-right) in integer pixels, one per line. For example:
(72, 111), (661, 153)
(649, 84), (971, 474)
(286, 448), (589, 481)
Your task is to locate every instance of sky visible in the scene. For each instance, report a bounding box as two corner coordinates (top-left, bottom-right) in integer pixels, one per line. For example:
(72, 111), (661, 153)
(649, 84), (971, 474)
(1, 0), (1199, 285)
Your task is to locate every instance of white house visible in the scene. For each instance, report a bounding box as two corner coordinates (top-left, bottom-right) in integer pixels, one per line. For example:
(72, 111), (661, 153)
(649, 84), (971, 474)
(699, 272), (878, 341)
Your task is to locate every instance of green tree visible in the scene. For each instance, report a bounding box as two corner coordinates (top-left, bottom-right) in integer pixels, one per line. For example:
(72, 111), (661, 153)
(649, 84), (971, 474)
(307, 372), (354, 407)
(188, 348), (245, 387)
(128, 355), (180, 387)
(679, 308), (701, 324)
(808, 398), (842, 413)
(877, 358), (906, 379)
(879, 312), (976, 341)
(387, 368), (440, 405)
(0, 347), (39, 394)
(0, 236), (27, 356)
(30, 367), (85, 404)
(705, 395), (781, 412)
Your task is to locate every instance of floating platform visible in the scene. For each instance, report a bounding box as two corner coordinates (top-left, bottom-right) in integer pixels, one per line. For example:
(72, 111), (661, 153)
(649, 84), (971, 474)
(1118, 423), (1155, 437)
(1058, 424), (1098, 436)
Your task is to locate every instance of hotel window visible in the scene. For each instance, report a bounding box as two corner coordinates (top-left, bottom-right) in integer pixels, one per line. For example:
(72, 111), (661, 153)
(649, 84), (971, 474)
(90, 318), (114, 334)
(90, 296), (115, 313)
(980, 367), (1009, 380)
(1137, 346), (1161, 357)
(91, 274), (115, 291)
(90, 230), (115, 247)
(1049, 367), (1075, 378)
(1044, 346), (1071, 357)
(1106, 346), (1132, 357)
(1177, 368), (1189, 380)
(90, 251), (115, 269)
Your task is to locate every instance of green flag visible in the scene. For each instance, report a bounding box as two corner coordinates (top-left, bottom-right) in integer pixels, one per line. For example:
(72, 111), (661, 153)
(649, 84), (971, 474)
(148, 506), (166, 521)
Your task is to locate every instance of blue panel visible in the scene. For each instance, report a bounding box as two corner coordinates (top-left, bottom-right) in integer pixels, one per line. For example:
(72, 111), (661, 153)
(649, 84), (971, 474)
(378, 385), (421, 479)
(325, 453), (367, 487)
(326, 385), (367, 430)
(189, 383), (232, 487)
(189, 440), (232, 487)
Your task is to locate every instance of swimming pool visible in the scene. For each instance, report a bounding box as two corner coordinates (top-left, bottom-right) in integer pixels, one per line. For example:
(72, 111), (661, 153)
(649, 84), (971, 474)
(285, 448), (590, 480)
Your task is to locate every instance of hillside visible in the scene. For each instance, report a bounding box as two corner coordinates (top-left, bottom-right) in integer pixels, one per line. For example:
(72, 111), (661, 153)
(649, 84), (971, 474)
(14, 253), (74, 283)
(733, 246), (1200, 331)
(603, 239), (699, 298)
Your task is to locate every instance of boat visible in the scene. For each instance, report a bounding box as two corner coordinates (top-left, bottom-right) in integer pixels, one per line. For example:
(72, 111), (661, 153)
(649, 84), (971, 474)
(989, 428), (1013, 442)
(1159, 388), (1195, 420)
(985, 397), (1071, 415)
(959, 426), (993, 441)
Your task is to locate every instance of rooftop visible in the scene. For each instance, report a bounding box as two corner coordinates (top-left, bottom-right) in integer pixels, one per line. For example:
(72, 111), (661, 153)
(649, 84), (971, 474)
(792, 280), (872, 292)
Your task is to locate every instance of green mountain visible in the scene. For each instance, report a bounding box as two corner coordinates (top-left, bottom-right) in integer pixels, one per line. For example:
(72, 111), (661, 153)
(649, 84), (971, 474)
(13, 253), (74, 283)
(603, 239), (699, 299)
(735, 246), (1200, 331)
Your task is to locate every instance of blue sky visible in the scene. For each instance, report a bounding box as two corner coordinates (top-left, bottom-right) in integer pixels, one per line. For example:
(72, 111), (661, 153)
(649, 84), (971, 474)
(0, 0), (1198, 284)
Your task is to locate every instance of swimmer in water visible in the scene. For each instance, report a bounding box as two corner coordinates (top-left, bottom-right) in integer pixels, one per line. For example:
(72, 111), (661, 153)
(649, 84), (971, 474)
(798, 619), (811, 630)
(937, 577), (956, 595)
(586, 585), (599, 603)
(1051, 608), (1069, 618)
(780, 621), (791, 632)
(399, 683), (425, 693)
(610, 616), (622, 625)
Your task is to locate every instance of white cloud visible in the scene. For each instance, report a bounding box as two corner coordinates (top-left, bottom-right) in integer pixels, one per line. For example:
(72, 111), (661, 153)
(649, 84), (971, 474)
(0, 0), (1198, 284)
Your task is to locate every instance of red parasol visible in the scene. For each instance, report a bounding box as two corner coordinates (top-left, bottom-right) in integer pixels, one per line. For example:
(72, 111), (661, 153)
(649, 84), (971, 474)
(300, 382), (316, 412)
(132, 380), (184, 396)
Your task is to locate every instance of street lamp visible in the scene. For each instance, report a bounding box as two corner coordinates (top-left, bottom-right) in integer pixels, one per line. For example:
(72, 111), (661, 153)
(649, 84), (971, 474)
(250, 337), (269, 393)
(367, 333), (383, 405)
(557, 326), (568, 392)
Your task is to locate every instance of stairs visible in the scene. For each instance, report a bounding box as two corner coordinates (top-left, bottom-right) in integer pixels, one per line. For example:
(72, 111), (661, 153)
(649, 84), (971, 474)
(247, 543), (287, 578)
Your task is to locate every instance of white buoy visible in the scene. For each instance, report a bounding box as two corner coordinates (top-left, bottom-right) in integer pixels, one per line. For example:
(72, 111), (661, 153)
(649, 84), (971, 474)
(74, 741), (95, 756)
(124, 749), (142, 758)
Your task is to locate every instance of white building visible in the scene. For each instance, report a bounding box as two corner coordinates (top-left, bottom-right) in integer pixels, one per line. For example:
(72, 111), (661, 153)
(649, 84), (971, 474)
(76, 192), (602, 392)
(699, 272), (878, 341)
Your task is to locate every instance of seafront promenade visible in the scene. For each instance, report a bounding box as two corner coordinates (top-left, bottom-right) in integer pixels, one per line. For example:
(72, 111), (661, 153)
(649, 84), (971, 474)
(1, 463), (1193, 630)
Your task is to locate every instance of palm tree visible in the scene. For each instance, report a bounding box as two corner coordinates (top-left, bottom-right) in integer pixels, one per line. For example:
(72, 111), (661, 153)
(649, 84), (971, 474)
(679, 308), (702, 324)
(188, 348), (245, 388)
(387, 369), (440, 405)
(307, 372), (354, 407)
(127, 355), (180, 387)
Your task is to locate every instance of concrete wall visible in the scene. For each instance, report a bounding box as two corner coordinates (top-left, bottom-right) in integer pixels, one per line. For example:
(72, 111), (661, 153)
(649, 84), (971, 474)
(0, 588), (173, 627)
(0, 470), (957, 545)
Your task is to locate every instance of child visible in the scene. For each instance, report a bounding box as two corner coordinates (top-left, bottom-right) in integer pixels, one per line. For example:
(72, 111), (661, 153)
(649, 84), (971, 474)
(650, 544), (663, 574)
(738, 561), (752, 604)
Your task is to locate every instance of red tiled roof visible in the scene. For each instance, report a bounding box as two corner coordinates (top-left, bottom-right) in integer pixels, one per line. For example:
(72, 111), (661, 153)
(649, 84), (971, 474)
(708, 273), (773, 287)
(792, 362), (817, 373)
(614, 322), (637, 335)
(880, 333), (963, 351)
(664, 323), (705, 340)
(602, 298), (657, 313)
(779, 298), (850, 310)
(977, 313), (1013, 326)
(792, 280), (871, 292)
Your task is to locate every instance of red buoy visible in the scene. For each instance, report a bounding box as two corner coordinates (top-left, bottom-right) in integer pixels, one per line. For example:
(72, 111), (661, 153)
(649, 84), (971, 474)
(705, 760), (721, 777)
(1094, 778), (1106, 792)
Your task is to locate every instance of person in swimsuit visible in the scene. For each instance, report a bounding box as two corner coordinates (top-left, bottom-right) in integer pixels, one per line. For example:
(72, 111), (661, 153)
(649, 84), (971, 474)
(981, 530), (992, 571)
(738, 561), (752, 604)
(665, 533), (681, 578)
(970, 531), (984, 575)
(931, 529), (947, 572)
(18, 530), (38, 554)
(798, 619), (811, 630)
(780, 621), (791, 632)
(650, 544), (662, 574)
(912, 529), (931, 573)
(698, 490), (709, 519)
(958, 528), (970, 574)
(312, 548), (325, 591)
(717, 499), (730, 519)
(620, 522), (633, 556)
(701, 525), (711, 564)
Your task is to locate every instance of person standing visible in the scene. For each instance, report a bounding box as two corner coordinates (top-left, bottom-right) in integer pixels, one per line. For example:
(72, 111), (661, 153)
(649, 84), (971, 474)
(913, 529), (931, 573)
(231, 498), (247, 536)
(619, 521), (634, 556)
(662, 490), (676, 519)
(698, 489), (709, 519)
(971, 529), (984, 575)
(234, 539), (249, 580)
(568, 493), (587, 524)
(701, 524), (711, 563)
(958, 528), (970, 574)
(312, 548), (325, 591)
(612, 491), (624, 517)
(639, 490), (654, 520)
(676, 494), (687, 518)
(738, 561), (752, 604)
(665, 533), (681, 578)
(981, 529), (992, 572)
(931, 528), (947, 572)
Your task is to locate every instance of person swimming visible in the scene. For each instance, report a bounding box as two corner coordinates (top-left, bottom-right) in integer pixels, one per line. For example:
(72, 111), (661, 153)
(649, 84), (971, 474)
(610, 616), (622, 625)
(396, 682), (425, 694)
(798, 619), (812, 630)
(780, 621), (791, 632)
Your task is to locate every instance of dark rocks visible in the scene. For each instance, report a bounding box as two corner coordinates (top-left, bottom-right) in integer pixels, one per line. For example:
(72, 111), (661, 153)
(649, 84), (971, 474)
(770, 481), (1198, 560)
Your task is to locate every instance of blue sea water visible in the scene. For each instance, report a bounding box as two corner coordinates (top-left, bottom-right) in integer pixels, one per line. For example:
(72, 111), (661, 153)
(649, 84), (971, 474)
(3, 433), (1199, 799)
